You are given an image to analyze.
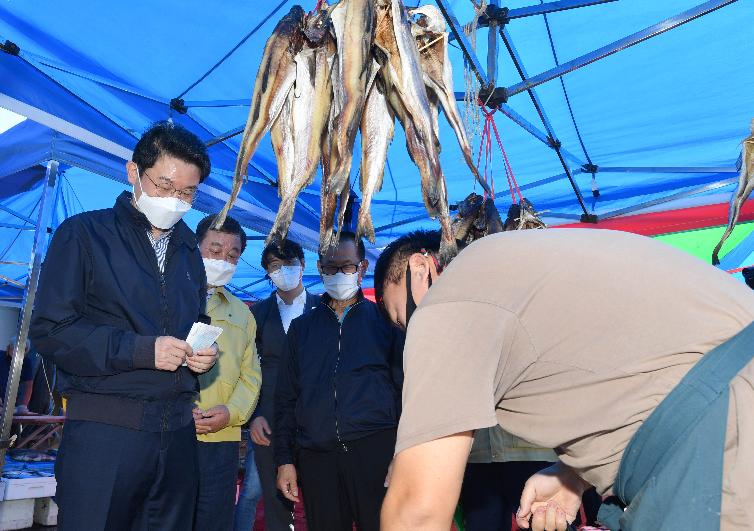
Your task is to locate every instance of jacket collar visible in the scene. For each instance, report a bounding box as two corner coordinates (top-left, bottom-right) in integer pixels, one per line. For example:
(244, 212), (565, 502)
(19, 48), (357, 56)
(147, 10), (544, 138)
(114, 191), (197, 250)
(320, 289), (365, 308)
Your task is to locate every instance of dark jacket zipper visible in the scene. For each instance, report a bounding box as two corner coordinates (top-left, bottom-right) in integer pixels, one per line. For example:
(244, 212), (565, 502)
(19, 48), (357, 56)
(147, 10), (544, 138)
(328, 300), (363, 452)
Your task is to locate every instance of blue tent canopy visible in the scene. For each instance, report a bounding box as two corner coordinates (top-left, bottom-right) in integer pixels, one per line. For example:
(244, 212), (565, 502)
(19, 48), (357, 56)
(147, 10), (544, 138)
(1, 0), (753, 301)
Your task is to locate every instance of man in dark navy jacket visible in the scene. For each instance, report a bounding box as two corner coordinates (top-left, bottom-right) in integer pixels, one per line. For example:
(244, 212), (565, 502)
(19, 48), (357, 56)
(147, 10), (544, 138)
(235, 239), (319, 531)
(30, 122), (218, 531)
(274, 232), (404, 531)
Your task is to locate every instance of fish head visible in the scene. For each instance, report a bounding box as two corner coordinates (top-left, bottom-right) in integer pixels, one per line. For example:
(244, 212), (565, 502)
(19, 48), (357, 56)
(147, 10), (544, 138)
(279, 5), (306, 31)
(304, 5), (333, 45)
(408, 5), (446, 36)
(456, 192), (484, 218)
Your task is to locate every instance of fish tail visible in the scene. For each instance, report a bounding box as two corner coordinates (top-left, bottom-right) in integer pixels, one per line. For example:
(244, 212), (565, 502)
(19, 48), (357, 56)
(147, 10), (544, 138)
(358, 214), (376, 244)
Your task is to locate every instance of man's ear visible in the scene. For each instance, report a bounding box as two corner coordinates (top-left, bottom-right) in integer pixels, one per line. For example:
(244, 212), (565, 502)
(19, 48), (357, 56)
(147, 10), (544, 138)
(358, 260), (369, 283)
(407, 253), (429, 278)
(126, 161), (139, 186)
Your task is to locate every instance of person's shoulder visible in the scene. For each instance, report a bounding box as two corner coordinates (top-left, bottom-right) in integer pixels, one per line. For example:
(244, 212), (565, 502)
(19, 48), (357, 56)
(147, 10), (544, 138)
(251, 294), (274, 318)
(290, 303), (323, 331)
(57, 208), (115, 233)
(225, 291), (253, 317)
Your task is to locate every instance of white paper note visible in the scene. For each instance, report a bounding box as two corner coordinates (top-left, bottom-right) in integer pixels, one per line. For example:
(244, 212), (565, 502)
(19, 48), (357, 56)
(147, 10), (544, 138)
(186, 322), (223, 351)
(182, 322), (223, 366)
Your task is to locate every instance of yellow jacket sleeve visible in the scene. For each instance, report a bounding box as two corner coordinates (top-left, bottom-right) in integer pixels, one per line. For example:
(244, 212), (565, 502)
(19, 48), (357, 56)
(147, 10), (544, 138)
(225, 316), (261, 427)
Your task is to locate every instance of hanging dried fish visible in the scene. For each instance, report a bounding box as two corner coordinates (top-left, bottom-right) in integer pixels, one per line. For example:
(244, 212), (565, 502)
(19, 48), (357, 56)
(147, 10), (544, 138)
(375, 0), (456, 261)
(451, 193), (504, 244)
(504, 198), (547, 231)
(215, 6), (306, 229)
(357, 76), (395, 243)
(326, 0), (377, 197)
(410, 5), (487, 193)
(713, 120), (754, 265)
(267, 28), (336, 246)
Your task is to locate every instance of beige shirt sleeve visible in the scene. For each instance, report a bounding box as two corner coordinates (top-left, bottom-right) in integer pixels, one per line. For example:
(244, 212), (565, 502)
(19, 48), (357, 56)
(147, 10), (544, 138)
(395, 301), (534, 454)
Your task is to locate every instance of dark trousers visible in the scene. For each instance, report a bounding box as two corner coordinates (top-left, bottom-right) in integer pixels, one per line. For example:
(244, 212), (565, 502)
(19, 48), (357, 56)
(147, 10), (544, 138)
(195, 441), (240, 531)
(297, 429), (396, 531)
(460, 461), (552, 531)
(55, 420), (198, 531)
(254, 441), (294, 531)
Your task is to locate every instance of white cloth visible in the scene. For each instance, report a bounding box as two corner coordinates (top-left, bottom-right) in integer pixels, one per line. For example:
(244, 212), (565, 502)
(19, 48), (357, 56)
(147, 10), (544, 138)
(276, 290), (307, 333)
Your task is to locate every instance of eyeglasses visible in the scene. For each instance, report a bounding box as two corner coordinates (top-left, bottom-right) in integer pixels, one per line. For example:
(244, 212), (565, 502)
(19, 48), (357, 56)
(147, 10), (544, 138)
(143, 171), (197, 203)
(267, 261), (301, 273)
(321, 263), (361, 275)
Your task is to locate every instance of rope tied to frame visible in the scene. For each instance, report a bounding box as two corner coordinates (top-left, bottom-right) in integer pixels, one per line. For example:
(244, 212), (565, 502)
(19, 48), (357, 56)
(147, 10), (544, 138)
(475, 103), (523, 204)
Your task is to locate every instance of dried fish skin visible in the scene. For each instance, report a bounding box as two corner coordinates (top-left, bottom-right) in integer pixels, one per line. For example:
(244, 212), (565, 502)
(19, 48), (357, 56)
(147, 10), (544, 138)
(357, 78), (395, 243)
(215, 6), (305, 229)
(713, 120), (754, 264)
(411, 5), (485, 191)
(327, 0), (377, 196)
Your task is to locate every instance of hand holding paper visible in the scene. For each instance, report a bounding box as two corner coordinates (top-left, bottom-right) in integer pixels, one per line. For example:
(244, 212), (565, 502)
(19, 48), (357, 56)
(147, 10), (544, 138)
(184, 322), (221, 373)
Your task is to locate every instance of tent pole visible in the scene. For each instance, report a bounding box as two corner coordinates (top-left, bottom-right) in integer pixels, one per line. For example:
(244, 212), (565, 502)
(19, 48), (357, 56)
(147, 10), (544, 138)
(599, 176), (738, 220)
(0, 160), (60, 473)
(505, 0), (738, 98)
(452, 91), (585, 166)
(597, 166), (738, 174)
(435, 0), (490, 88)
(500, 29), (592, 220)
(506, 0), (617, 19)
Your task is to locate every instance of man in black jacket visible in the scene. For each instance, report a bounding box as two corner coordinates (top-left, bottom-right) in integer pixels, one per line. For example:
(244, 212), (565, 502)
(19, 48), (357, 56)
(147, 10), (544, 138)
(235, 239), (319, 531)
(30, 122), (218, 531)
(274, 232), (404, 531)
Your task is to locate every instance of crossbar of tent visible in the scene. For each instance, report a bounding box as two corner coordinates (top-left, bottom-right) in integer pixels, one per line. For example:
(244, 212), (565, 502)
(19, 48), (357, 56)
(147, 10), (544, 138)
(21, 50), (167, 106)
(507, 0), (618, 19)
(505, 0), (739, 99)
(539, 12), (596, 171)
(600, 176), (738, 220)
(0, 223), (34, 231)
(0, 203), (34, 226)
(206, 125), (245, 147)
(487, 0), (500, 85)
(500, 29), (590, 218)
(185, 99), (250, 108)
(175, 0), (290, 100)
(452, 91), (584, 166)
(0, 275), (23, 288)
(597, 166), (739, 174)
(435, 0), (490, 87)
(0, 161), (60, 471)
(375, 214), (435, 234)
(0, 94), (133, 160)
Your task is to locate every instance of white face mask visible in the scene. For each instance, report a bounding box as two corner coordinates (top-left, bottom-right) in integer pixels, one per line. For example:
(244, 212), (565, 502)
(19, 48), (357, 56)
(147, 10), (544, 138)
(321, 271), (360, 301)
(269, 265), (302, 292)
(133, 169), (191, 230)
(203, 258), (237, 287)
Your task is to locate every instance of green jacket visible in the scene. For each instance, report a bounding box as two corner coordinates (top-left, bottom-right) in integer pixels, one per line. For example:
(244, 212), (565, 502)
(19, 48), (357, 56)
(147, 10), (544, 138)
(196, 287), (261, 442)
(468, 426), (557, 463)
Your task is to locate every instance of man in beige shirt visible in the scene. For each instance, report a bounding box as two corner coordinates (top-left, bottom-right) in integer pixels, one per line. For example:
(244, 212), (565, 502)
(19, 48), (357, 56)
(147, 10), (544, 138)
(374, 228), (754, 531)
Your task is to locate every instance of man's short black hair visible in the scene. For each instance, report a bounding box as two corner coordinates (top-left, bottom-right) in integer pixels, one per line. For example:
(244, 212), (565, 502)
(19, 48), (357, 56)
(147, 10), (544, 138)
(197, 214), (247, 253)
(374, 230), (444, 302)
(261, 240), (305, 270)
(319, 231), (366, 261)
(132, 121), (211, 181)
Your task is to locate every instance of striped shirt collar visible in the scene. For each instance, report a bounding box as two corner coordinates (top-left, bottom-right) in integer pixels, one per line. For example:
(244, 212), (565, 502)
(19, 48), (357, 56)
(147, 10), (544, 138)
(146, 228), (174, 273)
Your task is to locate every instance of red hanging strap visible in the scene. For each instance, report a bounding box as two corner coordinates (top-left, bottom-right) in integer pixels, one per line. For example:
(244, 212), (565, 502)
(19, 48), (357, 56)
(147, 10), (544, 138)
(488, 109), (523, 203)
(475, 105), (498, 201)
(311, 0), (325, 13)
(476, 103), (523, 204)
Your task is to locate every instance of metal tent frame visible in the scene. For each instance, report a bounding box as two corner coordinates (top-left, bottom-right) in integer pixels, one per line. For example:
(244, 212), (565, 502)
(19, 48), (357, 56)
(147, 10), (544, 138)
(0, 0), (742, 467)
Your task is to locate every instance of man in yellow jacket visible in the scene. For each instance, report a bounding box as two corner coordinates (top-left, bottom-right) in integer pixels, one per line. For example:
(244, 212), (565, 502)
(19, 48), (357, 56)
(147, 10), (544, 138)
(193, 214), (261, 531)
